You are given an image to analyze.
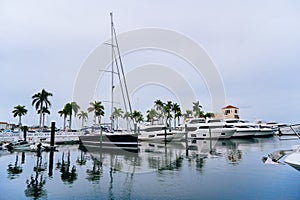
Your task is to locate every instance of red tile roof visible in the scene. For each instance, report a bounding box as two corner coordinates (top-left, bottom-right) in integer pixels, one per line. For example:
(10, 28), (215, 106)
(222, 105), (238, 109)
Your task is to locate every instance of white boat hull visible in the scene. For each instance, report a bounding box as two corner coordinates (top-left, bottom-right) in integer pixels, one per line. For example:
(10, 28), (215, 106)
(232, 128), (258, 137)
(284, 147), (300, 171)
(285, 152), (300, 166)
(254, 128), (274, 136)
(188, 128), (236, 139)
(138, 130), (185, 142)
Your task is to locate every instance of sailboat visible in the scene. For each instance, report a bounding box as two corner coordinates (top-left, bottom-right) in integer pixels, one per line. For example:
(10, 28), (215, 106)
(79, 13), (139, 153)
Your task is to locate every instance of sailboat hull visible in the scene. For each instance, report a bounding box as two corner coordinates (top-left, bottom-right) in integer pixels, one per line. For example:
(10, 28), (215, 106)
(79, 133), (139, 152)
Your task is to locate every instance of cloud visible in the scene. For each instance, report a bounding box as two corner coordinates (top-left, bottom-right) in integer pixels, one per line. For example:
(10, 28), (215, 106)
(1, 0), (300, 126)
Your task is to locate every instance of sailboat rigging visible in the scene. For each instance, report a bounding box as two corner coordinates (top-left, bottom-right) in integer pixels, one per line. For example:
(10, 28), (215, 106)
(109, 12), (134, 131)
(79, 13), (139, 152)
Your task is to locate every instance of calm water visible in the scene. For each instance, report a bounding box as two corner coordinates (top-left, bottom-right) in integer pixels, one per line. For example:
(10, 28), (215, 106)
(1, 136), (300, 200)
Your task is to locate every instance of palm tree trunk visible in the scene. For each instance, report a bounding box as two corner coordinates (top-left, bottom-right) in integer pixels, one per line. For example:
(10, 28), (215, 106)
(39, 105), (43, 128)
(19, 116), (21, 126)
(69, 115), (72, 131)
(42, 114), (45, 129)
(174, 117), (176, 128)
(63, 116), (66, 131)
(116, 118), (118, 130)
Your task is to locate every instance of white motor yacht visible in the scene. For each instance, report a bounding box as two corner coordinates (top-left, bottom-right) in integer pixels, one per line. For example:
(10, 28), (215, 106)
(225, 119), (259, 137)
(138, 125), (185, 142)
(183, 118), (206, 132)
(254, 124), (275, 136)
(188, 119), (236, 139)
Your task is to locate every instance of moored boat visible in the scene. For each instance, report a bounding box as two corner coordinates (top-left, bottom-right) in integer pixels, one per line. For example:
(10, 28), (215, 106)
(188, 119), (236, 139)
(138, 125), (185, 142)
(284, 145), (300, 171)
(79, 131), (138, 153)
(225, 119), (258, 137)
(254, 124), (275, 137)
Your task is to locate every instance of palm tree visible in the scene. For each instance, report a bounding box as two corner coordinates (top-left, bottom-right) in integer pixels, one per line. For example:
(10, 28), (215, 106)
(58, 108), (69, 131)
(123, 112), (132, 121)
(38, 106), (50, 129)
(69, 102), (80, 130)
(63, 103), (72, 130)
(172, 103), (181, 128)
(77, 111), (88, 128)
(32, 89), (53, 128)
(88, 101), (105, 125)
(163, 101), (173, 127)
(204, 112), (215, 119)
(146, 109), (157, 125)
(62, 102), (80, 130)
(12, 105), (28, 126)
(131, 110), (144, 124)
(154, 99), (164, 124)
(175, 109), (182, 126)
(111, 107), (123, 130)
(183, 110), (193, 119)
(123, 111), (132, 130)
(192, 101), (204, 118)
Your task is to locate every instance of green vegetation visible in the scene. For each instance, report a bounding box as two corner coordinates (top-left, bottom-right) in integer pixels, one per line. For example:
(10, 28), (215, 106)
(32, 89), (53, 128)
(10, 89), (215, 130)
(37, 106), (50, 129)
(77, 111), (88, 128)
(12, 105), (28, 126)
(111, 107), (124, 130)
(88, 101), (105, 126)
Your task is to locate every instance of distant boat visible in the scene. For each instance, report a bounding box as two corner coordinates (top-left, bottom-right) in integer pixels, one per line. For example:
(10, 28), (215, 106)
(278, 124), (300, 136)
(5, 140), (31, 151)
(79, 13), (138, 152)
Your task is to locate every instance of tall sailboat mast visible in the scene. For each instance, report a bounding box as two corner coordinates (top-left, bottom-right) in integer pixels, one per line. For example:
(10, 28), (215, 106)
(110, 12), (114, 130)
(109, 12), (134, 131)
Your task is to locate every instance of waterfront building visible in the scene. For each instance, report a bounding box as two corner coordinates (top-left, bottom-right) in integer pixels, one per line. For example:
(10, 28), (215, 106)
(222, 105), (240, 119)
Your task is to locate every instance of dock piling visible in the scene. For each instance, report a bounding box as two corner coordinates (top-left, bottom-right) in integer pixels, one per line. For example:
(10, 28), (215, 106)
(23, 126), (28, 141)
(50, 122), (55, 147)
(185, 124), (189, 156)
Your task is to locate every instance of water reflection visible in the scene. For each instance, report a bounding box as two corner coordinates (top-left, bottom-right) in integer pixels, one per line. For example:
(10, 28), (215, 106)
(48, 151), (54, 177)
(2, 136), (297, 199)
(76, 151), (87, 166)
(86, 158), (102, 183)
(7, 153), (23, 179)
(56, 151), (77, 184)
(81, 138), (263, 174)
(24, 150), (47, 199)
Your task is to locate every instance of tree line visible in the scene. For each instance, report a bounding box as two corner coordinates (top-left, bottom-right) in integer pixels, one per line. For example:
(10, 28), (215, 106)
(12, 88), (214, 130)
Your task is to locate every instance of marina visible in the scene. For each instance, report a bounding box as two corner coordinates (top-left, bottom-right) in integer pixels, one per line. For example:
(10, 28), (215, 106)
(2, 1), (300, 199)
(1, 136), (300, 199)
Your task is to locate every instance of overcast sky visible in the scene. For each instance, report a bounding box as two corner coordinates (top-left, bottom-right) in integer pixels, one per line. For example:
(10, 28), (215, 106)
(1, 1), (300, 128)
